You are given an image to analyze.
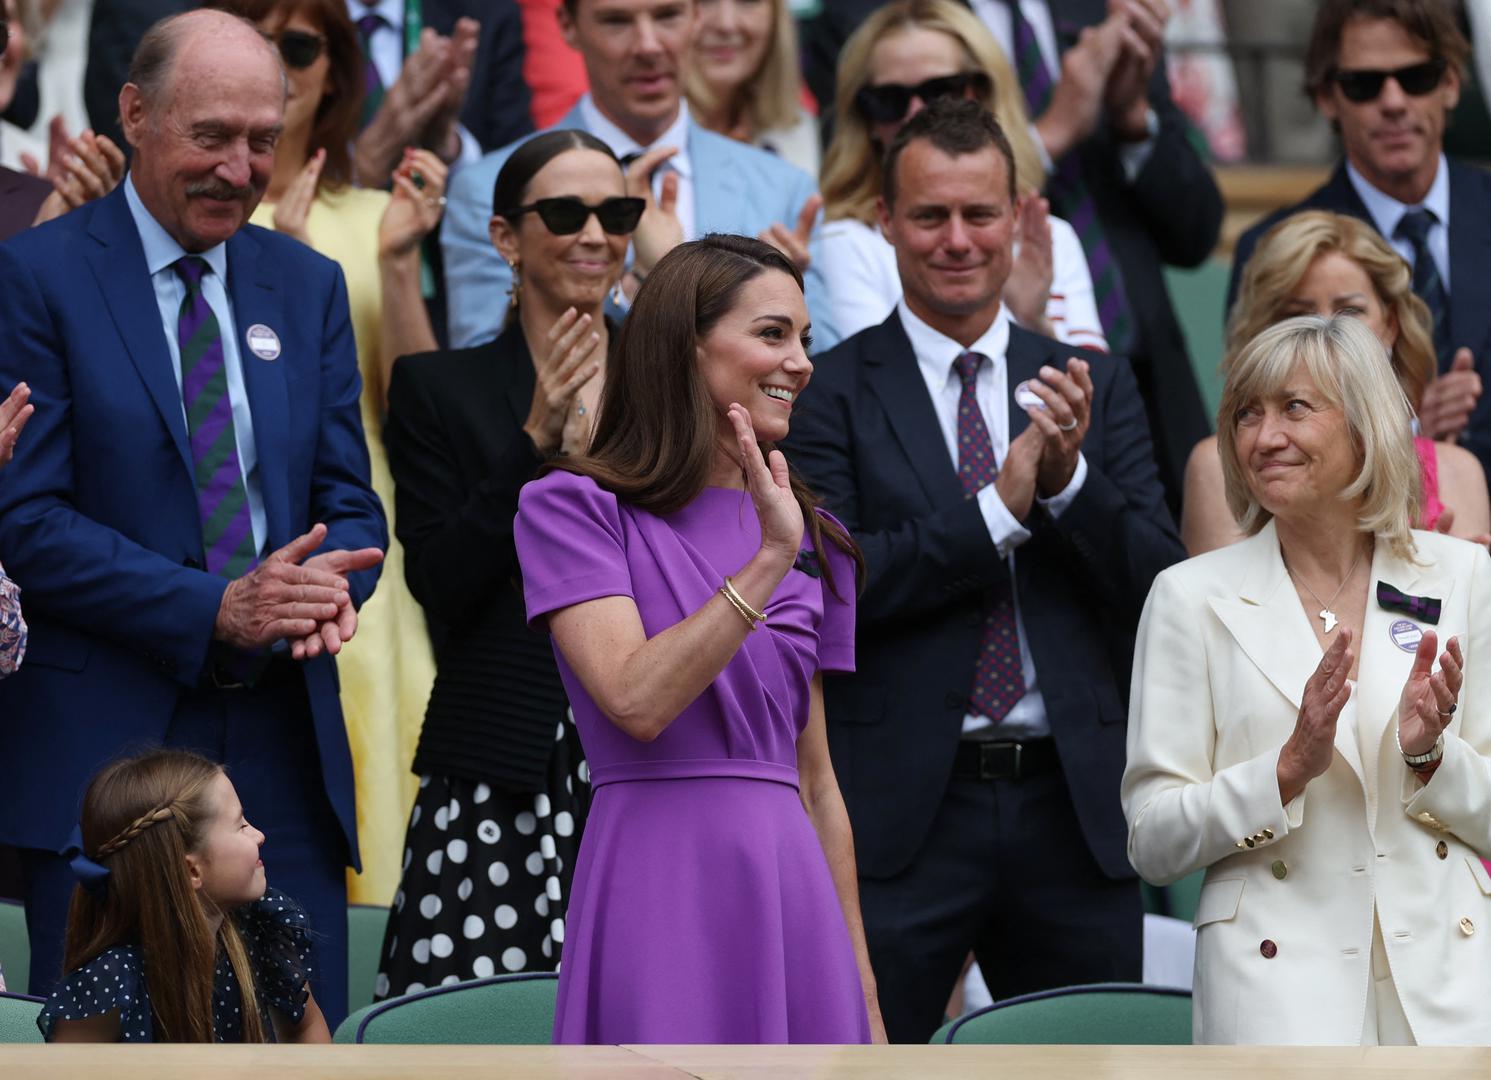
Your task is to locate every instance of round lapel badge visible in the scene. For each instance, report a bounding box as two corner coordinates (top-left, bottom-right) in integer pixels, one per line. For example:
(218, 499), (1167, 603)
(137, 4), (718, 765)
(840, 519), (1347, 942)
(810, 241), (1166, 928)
(1389, 619), (1423, 653)
(245, 324), (281, 361)
(1013, 381), (1047, 411)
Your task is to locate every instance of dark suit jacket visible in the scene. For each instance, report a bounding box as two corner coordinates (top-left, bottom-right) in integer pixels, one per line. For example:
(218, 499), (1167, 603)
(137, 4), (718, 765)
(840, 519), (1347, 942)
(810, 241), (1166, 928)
(384, 323), (569, 792)
(0, 167), (51, 243)
(85, 0), (193, 149)
(0, 186), (386, 857)
(784, 312), (1184, 881)
(1228, 158), (1491, 480)
(804, 0), (1221, 512)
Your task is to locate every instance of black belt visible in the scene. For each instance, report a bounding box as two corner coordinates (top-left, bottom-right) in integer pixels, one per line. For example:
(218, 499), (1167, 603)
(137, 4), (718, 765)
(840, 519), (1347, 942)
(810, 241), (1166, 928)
(951, 736), (1059, 782)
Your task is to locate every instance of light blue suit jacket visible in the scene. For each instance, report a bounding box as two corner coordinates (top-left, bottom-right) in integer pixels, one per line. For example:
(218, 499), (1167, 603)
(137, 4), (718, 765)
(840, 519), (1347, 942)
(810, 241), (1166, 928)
(441, 103), (834, 350)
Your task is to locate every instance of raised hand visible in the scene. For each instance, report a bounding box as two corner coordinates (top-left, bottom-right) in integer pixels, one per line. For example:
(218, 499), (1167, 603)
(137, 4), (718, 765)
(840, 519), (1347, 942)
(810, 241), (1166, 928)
(727, 403), (803, 563)
(421, 16), (478, 164)
(272, 148), (325, 247)
(758, 194), (822, 274)
(31, 129), (127, 226)
(523, 308), (603, 457)
(1397, 631), (1463, 760)
(380, 147), (449, 259)
(1034, 14), (1128, 161)
(213, 524), (351, 651)
(1278, 629), (1355, 803)
(626, 145), (685, 279)
(0, 383), (34, 471)
(1105, 0), (1169, 135)
(354, 28), (455, 187)
(1420, 348), (1481, 442)
(1024, 358), (1094, 495)
(996, 421), (1045, 522)
(1003, 195), (1055, 335)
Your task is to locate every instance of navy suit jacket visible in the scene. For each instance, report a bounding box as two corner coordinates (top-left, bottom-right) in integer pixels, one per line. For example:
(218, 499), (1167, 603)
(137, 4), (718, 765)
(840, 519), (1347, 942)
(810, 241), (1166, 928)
(1228, 158), (1491, 480)
(0, 186), (386, 858)
(784, 313), (1184, 881)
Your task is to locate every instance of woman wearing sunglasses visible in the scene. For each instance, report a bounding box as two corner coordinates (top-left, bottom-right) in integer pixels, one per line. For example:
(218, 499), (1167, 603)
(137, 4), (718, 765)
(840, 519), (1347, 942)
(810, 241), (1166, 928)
(211, 0), (442, 911)
(377, 130), (649, 999)
(685, 0), (820, 177)
(817, 0), (1105, 354)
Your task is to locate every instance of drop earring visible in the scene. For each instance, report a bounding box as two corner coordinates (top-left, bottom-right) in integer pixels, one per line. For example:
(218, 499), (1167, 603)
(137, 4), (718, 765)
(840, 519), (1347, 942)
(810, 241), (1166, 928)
(509, 259), (522, 311)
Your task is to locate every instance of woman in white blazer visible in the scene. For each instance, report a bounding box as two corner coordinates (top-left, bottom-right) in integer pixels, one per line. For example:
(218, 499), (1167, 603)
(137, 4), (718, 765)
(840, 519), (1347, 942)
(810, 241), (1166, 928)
(1123, 315), (1491, 1046)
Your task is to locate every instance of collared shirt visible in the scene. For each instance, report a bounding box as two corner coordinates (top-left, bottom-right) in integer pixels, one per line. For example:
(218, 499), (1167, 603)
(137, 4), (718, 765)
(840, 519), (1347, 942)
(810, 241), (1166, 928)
(898, 298), (1087, 737)
(346, 0), (481, 166)
(1347, 153), (1452, 292)
(578, 94), (698, 240)
(123, 173), (268, 560)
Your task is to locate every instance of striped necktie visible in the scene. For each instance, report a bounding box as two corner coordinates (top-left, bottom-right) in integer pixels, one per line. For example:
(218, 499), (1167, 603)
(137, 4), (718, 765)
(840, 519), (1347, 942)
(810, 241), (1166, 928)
(174, 257), (258, 580)
(1395, 208), (1450, 368)
(1007, 0), (1134, 353)
(953, 352), (1024, 722)
(356, 12), (389, 130)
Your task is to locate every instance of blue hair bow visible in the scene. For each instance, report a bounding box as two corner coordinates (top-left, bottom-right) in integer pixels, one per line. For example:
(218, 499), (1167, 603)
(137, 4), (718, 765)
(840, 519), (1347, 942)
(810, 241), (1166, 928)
(1377, 581), (1442, 626)
(62, 824), (110, 898)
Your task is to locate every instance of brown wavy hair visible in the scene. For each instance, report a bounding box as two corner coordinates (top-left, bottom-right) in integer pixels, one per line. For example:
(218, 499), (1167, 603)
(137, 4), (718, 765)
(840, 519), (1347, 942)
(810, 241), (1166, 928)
(546, 234), (864, 598)
(63, 750), (268, 1043)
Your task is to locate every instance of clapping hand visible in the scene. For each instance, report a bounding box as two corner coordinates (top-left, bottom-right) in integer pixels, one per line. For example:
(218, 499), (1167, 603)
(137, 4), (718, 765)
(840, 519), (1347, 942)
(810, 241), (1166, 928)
(1277, 629), (1355, 803)
(626, 146), (685, 280)
(354, 25), (473, 187)
(1034, 14), (1127, 160)
(272, 148), (325, 247)
(1003, 195), (1055, 336)
(1105, 0), (1169, 137)
(1420, 348), (1481, 442)
(759, 194), (822, 274)
(1023, 358), (1094, 495)
(292, 543), (385, 660)
(1397, 630), (1463, 761)
(0, 383), (33, 471)
(727, 403), (803, 565)
(523, 308), (603, 457)
(30, 128), (126, 227)
(380, 148), (449, 259)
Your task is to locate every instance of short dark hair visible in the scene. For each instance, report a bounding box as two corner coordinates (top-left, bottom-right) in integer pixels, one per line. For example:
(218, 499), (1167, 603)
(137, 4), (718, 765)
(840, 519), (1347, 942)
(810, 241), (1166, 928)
(1303, 0), (1470, 99)
(881, 98), (1018, 209)
(492, 128), (622, 217)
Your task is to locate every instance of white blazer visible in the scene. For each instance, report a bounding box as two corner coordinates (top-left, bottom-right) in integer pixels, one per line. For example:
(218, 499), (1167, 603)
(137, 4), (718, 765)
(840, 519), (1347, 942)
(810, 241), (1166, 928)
(1123, 522), (1491, 1045)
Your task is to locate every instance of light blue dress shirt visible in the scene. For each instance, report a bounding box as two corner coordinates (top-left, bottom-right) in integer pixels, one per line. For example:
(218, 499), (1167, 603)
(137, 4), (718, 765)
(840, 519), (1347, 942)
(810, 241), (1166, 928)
(123, 174), (268, 560)
(1347, 153), (1452, 291)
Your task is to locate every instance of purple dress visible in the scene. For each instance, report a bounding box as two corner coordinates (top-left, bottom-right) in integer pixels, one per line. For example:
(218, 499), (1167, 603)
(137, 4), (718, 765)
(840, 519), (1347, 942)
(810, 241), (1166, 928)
(515, 470), (871, 1045)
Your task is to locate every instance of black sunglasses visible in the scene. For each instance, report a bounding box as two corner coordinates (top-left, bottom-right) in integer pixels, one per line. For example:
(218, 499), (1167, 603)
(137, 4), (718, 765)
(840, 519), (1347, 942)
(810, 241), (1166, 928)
(276, 28), (326, 71)
(855, 71), (992, 125)
(502, 196), (646, 235)
(1331, 59), (1446, 103)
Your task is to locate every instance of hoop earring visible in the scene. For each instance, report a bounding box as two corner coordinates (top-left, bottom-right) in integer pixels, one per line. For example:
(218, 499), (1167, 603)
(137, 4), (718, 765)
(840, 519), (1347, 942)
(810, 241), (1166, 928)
(509, 259), (522, 311)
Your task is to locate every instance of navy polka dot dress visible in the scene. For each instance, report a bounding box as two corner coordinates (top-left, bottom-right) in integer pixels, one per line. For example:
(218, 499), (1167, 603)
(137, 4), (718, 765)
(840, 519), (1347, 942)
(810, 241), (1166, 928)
(37, 886), (315, 1042)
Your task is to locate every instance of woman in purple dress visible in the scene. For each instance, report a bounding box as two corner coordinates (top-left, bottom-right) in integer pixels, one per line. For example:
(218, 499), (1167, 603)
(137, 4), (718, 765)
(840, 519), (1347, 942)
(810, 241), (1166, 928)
(514, 235), (884, 1044)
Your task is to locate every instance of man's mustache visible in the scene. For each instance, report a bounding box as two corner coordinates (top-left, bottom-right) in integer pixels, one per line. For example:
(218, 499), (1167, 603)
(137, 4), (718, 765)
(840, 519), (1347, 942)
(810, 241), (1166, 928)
(184, 179), (256, 200)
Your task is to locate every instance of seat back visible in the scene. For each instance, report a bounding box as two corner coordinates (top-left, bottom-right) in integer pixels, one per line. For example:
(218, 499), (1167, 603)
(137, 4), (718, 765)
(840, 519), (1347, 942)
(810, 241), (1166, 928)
(346, 904), (390, 1012)
(0, 991), (44, 1044)
(333, 972), (558, 1044)
(933, 982), (1192, 1045)
(0, 900), (29, 996)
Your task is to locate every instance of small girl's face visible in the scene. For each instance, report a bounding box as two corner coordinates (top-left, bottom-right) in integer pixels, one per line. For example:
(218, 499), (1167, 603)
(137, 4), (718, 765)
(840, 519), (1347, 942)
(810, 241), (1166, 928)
(187, 772), (267, 909)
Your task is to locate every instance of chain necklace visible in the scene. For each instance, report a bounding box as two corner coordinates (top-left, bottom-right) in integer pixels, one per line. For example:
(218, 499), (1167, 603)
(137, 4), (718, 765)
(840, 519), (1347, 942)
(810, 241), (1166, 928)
(1285, 549), (1364, 634)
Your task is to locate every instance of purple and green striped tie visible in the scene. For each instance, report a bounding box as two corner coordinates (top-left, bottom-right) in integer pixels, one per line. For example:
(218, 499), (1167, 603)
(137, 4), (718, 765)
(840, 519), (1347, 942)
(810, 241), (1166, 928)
(356, 12), (389, 131)
(1008, 0), (1134, 353)
(175, 256), (258, 580)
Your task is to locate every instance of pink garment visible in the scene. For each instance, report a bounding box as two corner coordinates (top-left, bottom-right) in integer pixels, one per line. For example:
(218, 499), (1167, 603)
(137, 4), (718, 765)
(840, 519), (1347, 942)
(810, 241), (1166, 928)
(1415, 436), (1445, 530)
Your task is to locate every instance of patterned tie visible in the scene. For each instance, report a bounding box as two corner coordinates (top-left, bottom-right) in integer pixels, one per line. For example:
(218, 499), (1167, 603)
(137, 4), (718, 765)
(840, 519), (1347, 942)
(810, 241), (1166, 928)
(1395, 208), (1450, 368)
(356, 12), (388, 130)
(175, 257), (258, 580)
(953, 352), (1025, 722)
(1007, 0), (1134, 353)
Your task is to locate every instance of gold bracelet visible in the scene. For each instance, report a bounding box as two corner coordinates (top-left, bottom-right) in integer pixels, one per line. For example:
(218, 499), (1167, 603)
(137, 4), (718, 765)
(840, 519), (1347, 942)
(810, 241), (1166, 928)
(720, 576), (766, 630)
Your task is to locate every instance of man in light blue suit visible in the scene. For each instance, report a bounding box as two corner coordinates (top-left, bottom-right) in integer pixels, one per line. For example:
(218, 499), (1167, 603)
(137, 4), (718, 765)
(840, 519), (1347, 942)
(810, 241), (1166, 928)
(442, 0), (832, 350)
(0, 11), (383, 1024)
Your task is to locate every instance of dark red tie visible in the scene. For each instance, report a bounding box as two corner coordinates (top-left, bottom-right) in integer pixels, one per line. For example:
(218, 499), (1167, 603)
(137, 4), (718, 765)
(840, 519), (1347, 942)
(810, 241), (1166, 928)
(953, 351), (1025, 722)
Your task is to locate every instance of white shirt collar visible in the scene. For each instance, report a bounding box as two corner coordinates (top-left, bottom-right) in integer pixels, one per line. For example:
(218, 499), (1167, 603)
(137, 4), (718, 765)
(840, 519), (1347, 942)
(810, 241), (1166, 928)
(123, 172), (230, 282)
(348, 0), (403, 32)
(577, 94), (693, 179)
(1346, 153), (1451, 236)
(897, 296), (1011, 385)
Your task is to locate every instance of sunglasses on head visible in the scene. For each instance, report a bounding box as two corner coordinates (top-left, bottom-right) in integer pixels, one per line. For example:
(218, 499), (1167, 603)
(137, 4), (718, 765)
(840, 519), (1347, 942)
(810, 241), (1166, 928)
(276, 28), (326, 70)
(1331, 59), (1446, 103)
(855, 71), (992, 125)
(503, 196), (646, 235)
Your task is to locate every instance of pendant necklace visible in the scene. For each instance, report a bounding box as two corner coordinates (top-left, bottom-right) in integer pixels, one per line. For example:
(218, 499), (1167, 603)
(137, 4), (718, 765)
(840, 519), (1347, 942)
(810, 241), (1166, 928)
(1285, 549), (1364, 634)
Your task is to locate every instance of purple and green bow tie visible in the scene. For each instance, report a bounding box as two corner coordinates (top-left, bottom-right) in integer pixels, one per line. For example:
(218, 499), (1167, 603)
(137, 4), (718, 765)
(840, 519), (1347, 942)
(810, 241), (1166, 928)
(1377, 580), (1441, 625)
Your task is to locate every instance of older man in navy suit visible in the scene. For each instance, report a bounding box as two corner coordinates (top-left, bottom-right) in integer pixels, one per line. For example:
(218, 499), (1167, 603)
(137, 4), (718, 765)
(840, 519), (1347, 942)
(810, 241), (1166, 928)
(0, 10), (385, 1024)
(441, 0), (827, 349)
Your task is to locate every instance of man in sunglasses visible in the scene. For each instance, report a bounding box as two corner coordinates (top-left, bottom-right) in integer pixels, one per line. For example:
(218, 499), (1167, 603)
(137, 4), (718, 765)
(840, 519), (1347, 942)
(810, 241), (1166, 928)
(1230, 0), (1488, 466)
(440, 0), (828, 350)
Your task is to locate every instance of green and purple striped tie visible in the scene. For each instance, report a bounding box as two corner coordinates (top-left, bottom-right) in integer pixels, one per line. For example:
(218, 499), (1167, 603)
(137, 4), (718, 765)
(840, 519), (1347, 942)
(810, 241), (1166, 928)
(175, 256), (258, 580)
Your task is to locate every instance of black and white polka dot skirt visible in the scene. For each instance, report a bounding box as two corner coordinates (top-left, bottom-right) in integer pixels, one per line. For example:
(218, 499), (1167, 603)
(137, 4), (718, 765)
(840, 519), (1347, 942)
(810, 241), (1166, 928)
(374, 717), (589, 1000)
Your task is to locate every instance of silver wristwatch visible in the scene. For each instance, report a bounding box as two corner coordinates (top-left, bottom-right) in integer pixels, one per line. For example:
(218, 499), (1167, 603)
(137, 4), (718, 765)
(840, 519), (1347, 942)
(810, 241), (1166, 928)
(1398, 727), (1445, 768)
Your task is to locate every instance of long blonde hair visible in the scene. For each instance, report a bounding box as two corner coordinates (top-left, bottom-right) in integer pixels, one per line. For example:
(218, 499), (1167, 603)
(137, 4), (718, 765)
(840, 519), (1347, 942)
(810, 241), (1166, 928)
(820, 0), (1044, 224)
(64, 751), (268, 1043)
(1227, 210), (1437, 412)
(684, 0), (803, 136)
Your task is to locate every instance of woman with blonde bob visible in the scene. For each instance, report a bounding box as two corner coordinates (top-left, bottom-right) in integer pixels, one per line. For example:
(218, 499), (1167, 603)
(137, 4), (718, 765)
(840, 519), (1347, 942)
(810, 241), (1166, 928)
(815, 0), (1105, 353)
(685, 0), (819, 175)
(1124, 314), (1491, 1045)
(1183, 211), (1489, 554)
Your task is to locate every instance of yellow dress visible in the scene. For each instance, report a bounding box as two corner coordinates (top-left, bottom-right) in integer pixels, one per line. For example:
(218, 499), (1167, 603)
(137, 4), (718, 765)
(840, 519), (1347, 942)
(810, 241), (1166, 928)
(252, 187), (437, 905)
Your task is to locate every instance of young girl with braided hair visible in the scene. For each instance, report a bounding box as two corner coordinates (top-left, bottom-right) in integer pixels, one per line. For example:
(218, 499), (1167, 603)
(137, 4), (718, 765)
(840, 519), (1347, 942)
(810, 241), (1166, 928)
(39, 750), (330, 1043)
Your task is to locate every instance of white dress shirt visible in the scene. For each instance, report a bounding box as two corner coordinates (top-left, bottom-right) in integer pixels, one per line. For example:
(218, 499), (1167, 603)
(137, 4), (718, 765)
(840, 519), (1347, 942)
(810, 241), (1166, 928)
(578, 95), (698, 240)
(123, 174), (267, 560)
(1347, 153), (1452, 291)
(897, 297), (1087, 737)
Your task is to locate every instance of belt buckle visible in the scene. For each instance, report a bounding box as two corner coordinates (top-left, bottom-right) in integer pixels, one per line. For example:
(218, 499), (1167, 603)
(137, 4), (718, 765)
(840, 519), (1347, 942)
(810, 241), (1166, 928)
(979, 741), (1022, 781)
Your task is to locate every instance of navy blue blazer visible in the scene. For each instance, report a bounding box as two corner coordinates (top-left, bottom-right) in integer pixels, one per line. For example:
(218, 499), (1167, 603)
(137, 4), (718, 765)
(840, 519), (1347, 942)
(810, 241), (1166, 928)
(1228, 158), (1491, 480)
(0, 186), (386, 858)
(784, 313), (1184, 880)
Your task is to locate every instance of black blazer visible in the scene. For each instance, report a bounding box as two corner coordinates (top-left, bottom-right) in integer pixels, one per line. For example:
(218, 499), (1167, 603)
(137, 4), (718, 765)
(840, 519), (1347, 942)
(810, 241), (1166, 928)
(384, 322), (564, 792)
(784, 313), (1185, 881)
(1228, 158), (1491, 481)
